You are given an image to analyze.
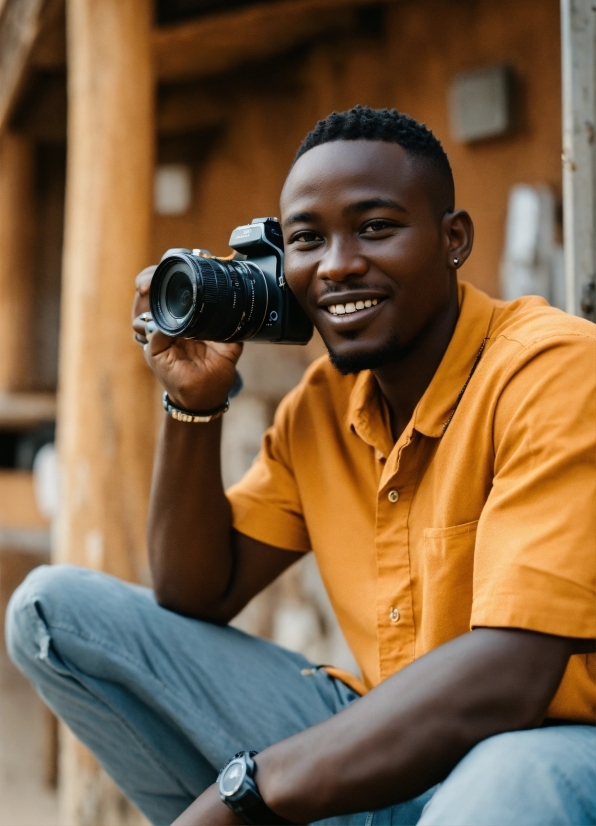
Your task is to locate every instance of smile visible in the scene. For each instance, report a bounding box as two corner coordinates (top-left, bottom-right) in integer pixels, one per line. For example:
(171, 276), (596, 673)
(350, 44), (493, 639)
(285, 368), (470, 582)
(327, 299), (379, 315)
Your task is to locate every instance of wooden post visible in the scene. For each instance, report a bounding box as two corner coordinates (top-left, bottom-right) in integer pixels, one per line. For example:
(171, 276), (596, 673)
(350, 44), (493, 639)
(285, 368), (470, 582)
(58, 0), (155, 822)
(0, 131), (35, 391)
(561, 0), (596, 320)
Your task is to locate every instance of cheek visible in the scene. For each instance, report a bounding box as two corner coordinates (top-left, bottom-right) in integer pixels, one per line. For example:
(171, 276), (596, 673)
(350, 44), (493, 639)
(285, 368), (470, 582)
(389, 228), (442, 269)
(283, 258), (313, 304)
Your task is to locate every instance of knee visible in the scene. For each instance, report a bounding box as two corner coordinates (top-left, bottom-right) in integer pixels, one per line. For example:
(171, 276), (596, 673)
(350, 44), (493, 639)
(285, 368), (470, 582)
(5, 564), (87, 672)
(420, 728), (595, 826)
(460, 729), (549, 781)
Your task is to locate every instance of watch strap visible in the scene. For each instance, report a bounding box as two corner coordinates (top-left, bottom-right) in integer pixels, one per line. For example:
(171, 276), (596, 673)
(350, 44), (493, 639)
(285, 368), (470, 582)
(218, 751), (293, 825)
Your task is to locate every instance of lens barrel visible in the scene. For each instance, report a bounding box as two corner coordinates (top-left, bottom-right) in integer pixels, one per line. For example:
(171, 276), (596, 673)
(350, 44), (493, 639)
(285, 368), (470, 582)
(150, 253), (268, 342)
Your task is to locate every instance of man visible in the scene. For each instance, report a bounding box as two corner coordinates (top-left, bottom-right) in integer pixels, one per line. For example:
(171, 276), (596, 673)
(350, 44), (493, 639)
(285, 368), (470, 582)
(6, 106), (596, 826)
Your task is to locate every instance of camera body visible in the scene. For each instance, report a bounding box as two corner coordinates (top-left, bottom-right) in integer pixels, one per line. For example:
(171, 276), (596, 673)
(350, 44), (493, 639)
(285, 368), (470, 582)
(149, 217), (313, 345)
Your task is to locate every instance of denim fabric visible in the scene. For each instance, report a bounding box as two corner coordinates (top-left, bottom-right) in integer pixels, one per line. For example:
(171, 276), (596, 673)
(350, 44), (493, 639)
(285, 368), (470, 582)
(6, 565), (596, 826)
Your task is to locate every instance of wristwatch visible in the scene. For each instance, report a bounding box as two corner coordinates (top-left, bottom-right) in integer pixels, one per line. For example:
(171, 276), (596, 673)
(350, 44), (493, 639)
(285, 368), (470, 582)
(217, 751), (293, 825)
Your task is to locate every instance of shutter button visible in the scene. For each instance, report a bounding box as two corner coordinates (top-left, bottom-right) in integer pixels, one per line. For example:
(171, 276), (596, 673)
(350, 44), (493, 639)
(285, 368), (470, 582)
(389, 607), (400, 623)
(388, 489), (399, 503)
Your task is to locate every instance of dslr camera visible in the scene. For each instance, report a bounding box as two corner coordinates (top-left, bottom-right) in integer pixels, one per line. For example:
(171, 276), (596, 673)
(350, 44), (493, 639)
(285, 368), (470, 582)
(149, 217), (313, 345)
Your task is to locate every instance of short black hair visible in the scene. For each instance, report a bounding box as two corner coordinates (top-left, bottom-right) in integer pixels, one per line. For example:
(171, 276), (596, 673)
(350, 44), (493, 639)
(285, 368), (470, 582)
(294, 105), (454, 210)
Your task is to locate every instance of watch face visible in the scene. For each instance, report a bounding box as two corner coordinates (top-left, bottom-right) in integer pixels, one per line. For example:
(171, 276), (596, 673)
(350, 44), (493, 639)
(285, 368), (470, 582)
(220, 759), (245, 797)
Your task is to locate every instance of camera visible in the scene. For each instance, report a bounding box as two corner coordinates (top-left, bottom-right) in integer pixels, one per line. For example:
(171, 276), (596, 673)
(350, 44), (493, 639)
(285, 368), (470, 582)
(149, 217), (313, 344)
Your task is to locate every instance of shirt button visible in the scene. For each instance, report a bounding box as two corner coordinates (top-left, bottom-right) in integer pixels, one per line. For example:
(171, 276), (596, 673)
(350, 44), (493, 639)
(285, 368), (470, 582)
(389, 607), (400, 623)
(388, 489), (399, 503)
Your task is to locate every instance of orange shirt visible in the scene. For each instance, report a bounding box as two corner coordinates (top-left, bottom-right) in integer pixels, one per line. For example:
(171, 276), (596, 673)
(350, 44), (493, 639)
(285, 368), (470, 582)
(228, 281), (596, 722)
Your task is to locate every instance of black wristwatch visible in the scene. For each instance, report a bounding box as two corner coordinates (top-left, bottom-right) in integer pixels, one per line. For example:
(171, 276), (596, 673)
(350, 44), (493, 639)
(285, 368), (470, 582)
(217, 751), (293, 825)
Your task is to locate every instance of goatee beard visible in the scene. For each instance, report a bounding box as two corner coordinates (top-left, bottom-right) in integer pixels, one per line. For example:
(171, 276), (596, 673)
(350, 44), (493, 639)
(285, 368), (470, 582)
(326, 334), (411, 375)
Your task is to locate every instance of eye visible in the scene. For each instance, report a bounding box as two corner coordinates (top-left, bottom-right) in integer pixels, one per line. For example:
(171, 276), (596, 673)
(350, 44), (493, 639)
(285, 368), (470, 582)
(289, 230), (322, 246)
(361, 219), (398, 234)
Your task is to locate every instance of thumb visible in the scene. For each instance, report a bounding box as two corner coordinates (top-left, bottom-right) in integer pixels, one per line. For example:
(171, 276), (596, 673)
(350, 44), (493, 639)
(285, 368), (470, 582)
(144, 330), (175, 359)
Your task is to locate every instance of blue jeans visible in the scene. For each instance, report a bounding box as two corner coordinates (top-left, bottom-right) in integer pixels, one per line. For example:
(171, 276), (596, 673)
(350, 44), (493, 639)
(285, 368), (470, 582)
(5, 565), (596, 826)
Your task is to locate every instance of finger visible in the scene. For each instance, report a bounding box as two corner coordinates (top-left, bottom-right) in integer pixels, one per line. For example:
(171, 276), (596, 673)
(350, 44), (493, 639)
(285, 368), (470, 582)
(132, 294), (150, 322)
(135, 266), (157, 294)
(134, 332), (148, 346)
(132, 312), (153, 335)
(145, 329), (175, 358)
(207, 340), (244, 363)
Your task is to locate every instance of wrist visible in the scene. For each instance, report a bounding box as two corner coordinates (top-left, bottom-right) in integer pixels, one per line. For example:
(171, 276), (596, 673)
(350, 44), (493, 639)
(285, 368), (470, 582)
(163, 392), (230, 423)
(165, 371), (242, 414)
(165, 390), (229, 411)
(255, 741), (335, 825)
(253, 750), (305, 824)
(218, 751), (294, 825)
(171, 784), (243, 826)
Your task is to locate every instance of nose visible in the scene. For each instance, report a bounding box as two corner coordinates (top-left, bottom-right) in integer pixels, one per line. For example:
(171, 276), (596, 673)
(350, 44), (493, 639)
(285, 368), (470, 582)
(316, 238), (368, 282)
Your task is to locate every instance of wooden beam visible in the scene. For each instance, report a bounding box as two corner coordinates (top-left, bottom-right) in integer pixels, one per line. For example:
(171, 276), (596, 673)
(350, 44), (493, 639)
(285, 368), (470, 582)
(561, 0), (596, 320)
(0, 0), (63, 134)
(30, 0), (66, 70)
(0, 132), (36, 392)
(58, 0), (156, 818)
(0, 0), (45, 132)
(152, 0), (380, 81)
(59, 0), (155, 582)
(0, 392), (56, 428)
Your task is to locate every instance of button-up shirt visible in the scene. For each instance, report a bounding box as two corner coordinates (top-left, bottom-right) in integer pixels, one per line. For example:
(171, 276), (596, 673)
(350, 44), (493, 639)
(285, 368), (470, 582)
(228, 281), (596, 723)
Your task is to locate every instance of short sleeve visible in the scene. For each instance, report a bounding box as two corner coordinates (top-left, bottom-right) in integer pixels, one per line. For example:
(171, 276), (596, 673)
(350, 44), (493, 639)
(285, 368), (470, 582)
(472, 333), (596, 638)
(226, 387), (311, 552)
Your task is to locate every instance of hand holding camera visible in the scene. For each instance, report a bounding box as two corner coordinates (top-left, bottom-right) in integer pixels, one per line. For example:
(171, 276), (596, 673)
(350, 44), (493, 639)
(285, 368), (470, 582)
(132, 266), (243, 414)
(132, 218), (312, 413)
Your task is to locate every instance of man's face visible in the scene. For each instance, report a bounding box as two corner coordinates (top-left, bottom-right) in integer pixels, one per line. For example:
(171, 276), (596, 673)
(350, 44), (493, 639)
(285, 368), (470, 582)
(280, 140), (457, 373)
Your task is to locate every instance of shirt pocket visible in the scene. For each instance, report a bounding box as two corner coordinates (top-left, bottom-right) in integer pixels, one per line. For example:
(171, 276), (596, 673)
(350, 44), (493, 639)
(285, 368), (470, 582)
(420, 520), (479, 652)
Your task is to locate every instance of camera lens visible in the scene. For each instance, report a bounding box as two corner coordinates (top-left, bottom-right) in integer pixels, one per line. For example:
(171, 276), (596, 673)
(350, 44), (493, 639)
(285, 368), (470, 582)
(150, 253), (268, 342)
(165, 270), (193, 318)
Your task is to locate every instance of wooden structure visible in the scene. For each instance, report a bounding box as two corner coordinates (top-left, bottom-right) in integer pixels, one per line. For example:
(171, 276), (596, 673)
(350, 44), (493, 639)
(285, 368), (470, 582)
(0, 0), (593, 823)
(561, 0), (596, 320)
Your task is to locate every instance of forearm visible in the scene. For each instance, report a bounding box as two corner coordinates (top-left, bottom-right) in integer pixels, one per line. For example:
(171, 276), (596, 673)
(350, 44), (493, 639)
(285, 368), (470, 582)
(255, 628), (573, 823)
(148, 414), (233, 616)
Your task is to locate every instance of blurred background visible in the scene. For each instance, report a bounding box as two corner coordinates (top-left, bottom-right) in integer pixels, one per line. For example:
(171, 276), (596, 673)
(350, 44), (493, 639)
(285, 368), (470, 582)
(0, 0), (593, 823)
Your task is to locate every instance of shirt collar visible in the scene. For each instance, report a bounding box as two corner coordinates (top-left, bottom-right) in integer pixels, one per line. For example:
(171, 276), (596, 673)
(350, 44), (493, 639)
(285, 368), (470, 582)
(347, 281), (496, 449)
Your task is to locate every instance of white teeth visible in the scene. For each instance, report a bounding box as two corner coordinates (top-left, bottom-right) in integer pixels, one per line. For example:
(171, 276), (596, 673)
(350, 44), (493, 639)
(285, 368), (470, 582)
(327, 299), (380, 315)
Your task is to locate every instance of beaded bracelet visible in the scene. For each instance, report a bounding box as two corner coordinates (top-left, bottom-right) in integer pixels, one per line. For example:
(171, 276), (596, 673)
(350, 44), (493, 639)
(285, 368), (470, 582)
(162, 392), (230, 423)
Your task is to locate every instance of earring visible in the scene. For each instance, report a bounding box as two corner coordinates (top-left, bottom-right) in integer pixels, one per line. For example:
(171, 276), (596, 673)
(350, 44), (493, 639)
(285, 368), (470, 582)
(453, 257), (460, 266)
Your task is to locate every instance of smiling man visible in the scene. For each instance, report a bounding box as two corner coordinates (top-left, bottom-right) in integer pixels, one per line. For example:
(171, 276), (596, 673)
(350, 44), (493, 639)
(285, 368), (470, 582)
(6, 106), (596, 826)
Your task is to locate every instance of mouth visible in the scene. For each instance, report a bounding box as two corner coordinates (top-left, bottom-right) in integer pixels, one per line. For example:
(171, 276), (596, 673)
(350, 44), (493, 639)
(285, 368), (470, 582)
(316, 293), (387, 330)
(327, 298), (379, 316)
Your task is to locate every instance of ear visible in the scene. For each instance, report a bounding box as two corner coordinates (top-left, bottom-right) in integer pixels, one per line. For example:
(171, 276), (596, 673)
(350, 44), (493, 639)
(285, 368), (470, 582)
(442, 209), (474, 270)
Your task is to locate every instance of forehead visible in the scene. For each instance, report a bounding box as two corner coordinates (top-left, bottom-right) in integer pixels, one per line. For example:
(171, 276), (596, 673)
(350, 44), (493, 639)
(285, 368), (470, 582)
(281, 140), (426, 216)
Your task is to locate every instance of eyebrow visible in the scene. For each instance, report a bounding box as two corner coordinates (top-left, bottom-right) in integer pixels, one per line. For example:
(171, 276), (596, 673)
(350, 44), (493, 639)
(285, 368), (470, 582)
(344, 197), (408, 215)
(282, 198), (408, 229)
(282, 211), (317, 229)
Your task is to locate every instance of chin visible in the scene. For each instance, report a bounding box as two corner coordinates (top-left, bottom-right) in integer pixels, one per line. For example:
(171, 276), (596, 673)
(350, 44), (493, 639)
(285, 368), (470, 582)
(326, 335), (404, 375)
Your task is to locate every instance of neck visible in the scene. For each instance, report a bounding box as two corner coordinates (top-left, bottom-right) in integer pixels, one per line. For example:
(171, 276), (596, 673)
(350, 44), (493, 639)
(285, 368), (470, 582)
(373, 279), (459, 441)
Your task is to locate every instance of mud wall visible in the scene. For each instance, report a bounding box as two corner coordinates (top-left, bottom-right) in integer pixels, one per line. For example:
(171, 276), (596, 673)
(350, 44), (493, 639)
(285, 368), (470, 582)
(154, 0), (562, 298)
